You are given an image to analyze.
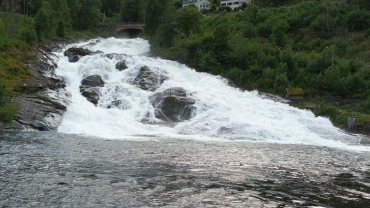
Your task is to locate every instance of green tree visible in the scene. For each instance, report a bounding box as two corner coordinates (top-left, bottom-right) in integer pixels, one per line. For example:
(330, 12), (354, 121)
(73, 0), (102, 30)
(34, 9), (51, 40)
(56, 20), (66, 37)
(66, 0), (82, 24)
(274, 73), (289, 94)
(121, 0), (144, 22)
(54, 0), (72, 32)
(20, 16), (37, 42)
(271, 19), (289, 47)
(154, 5), (177, 47)
(144, 0), (169, 39)
(176, 4), (202, 38)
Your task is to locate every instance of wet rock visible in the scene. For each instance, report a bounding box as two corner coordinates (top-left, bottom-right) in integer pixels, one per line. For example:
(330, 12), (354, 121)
(68, 55), (80, 62)
(133, 66), (167, 91)
(106, 53), (117, 60)
(80, 88), (100, 105)
(14, 89), (71, 131)
(79, 75), (104, 105)
(115, 60), (128, 71)
(64, 47), (103, 62)
(64, 47), (92, 56)
(81, 75), (105, 87)
(0, 120), (27, 131)
(150, 87), (196, 122)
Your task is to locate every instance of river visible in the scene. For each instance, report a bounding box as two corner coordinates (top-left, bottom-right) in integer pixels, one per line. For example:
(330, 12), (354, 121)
(1, 38), (370, 207)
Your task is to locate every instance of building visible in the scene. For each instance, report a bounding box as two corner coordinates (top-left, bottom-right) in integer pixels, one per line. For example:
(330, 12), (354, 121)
(182, 0), (211, 11)
(220, 0), (251, 9)
(284, 88), (304, 102)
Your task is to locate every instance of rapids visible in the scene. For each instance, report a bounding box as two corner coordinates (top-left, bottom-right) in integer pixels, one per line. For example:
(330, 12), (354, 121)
(54, 38), (368, 151)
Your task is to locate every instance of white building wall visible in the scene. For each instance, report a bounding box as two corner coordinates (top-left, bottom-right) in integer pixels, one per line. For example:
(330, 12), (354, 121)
(182, 0), (211, 11)
(220, 0), (251, 9)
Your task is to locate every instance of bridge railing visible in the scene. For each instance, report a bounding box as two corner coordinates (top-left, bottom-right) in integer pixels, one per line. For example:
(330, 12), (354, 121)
(116, 22), (145, 26)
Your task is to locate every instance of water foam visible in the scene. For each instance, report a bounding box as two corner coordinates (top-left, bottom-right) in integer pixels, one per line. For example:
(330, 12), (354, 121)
(54, 38), (368, 151)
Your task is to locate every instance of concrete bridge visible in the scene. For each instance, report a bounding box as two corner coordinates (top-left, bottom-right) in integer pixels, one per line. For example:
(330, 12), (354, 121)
(115, 22), (145, 32)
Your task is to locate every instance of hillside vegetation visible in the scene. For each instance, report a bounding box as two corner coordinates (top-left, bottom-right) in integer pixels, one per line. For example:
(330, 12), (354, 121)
(145, 0), (370, 128)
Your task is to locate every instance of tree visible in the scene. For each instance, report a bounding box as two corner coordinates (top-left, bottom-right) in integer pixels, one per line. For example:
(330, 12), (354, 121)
(271, 19), (289, 47)
(176, 4), (202, 38)
(121, 0), (144, 22)
(74, 0), (102, 29)
(54, 0), (72, 32)
(144, 0), (169, 39)
(34, 9), (51, 40)
(66, 0), (81, 24)
(56, 20), (66, 37)
(274, 73), (289, 94)
(1, 0), (22, 38)
(154, 5), (177, 47)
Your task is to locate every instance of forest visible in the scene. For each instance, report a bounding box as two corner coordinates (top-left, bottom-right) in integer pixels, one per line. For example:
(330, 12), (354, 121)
(0, 0), (370, 127)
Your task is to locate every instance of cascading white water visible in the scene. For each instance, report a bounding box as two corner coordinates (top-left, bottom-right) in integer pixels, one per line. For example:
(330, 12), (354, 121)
(54, 37), (368, 151)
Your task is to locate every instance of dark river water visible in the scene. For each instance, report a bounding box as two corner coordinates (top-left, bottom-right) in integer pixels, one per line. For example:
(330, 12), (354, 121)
(1, 132), (369, 208)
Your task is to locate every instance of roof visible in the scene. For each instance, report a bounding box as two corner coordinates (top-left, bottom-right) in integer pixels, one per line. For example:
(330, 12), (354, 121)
(285, 88), (304, 96)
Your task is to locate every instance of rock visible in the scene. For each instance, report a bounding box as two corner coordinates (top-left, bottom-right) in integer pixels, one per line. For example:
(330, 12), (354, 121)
(14, 89), (71, 131)
(80, 88), (100, 105)
(133, 66), (167, 91)
(106, 53), (117, 60)
(150, 87), (196, 122)
(64, 47), (91, 56)
(81, 75), (105, 87)
(64, 47), (103, 62)
(115, 60), (128, 71)
(0, 120), (27, 131)
(105, 53), (126, 60)
(68, 55), (80, 62)
(79, 75), (104, 105)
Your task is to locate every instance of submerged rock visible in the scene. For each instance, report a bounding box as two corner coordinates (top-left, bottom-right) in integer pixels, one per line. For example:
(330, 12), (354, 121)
(150, 87), (196, 122)
(79, 75), (105, 105)
(115, 60), (128, 71)
(133, 66), (167, 91)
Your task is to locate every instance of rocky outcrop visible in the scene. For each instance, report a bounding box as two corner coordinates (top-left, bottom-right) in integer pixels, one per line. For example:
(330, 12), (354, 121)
(0, 41), (73, 132)
(64, 47), (103, 62)
(116, 60), (128, 71)
(150, 88), (196, 122)
(14, 89), (71, 131)
(79, 75), (105, 105)
(133, 66), (167, 91)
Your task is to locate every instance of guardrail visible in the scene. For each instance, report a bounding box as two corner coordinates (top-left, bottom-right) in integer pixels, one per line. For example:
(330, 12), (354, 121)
(115, 22), (145, 26)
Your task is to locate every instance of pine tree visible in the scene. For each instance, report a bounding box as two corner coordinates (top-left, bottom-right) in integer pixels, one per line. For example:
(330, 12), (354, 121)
(56, 20), (66, 37)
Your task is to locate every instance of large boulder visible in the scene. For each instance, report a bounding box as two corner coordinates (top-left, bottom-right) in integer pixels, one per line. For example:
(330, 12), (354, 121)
(150, 87), (196, 122)
(79, 75), (105, 105)
(64, 47), (103, 63)
(133, 66), (167, 91)
(81, 75), (105, 87)
(116, 60), (128, 71)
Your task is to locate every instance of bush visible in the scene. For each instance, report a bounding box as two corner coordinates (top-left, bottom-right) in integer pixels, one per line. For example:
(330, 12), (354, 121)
(0, 104), (19, 121)
(219, 7), (232, 12)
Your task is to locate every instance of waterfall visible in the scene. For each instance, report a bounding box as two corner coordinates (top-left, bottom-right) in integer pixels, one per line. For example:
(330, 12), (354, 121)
(54, 37), (367, 151)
